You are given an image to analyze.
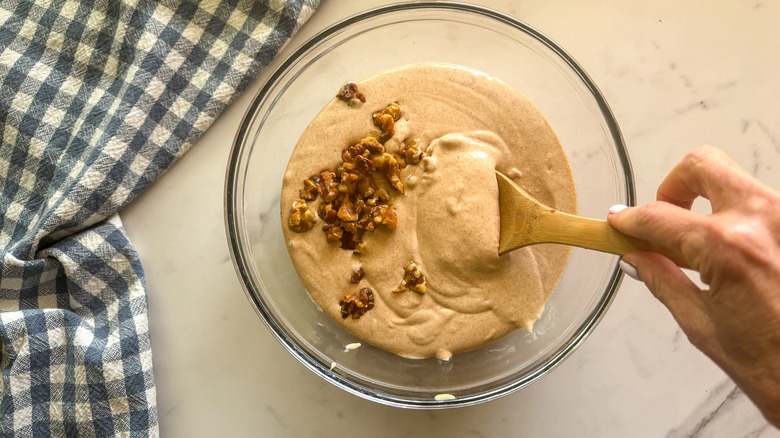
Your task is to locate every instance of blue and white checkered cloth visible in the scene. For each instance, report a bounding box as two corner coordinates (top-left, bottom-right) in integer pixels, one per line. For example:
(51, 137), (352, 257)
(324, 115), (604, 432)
(0, 0), (318, 435)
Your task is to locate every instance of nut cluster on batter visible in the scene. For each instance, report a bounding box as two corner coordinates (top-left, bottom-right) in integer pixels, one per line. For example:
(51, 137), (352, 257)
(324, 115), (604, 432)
(287, 83), (429, 320)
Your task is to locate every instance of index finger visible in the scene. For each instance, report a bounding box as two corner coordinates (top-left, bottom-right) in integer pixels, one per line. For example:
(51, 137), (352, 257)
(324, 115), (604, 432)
(608, 201), (708, 268)
(657, 145), (755, 211)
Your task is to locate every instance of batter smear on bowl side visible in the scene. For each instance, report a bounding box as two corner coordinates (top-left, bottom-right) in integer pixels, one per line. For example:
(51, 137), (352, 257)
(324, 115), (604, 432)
(281, 63), (577, 360)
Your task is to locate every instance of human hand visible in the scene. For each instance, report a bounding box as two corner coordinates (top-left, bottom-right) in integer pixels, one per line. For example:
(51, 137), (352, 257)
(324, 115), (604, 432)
(607, 145), (780, 427)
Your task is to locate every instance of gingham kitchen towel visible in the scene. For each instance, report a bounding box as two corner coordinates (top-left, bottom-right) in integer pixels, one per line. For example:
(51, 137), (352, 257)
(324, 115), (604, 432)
(0, 0), (319, 435)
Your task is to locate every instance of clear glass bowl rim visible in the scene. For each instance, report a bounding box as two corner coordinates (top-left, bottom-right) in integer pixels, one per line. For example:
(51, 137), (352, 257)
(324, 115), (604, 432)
(225, 1), (634, 409)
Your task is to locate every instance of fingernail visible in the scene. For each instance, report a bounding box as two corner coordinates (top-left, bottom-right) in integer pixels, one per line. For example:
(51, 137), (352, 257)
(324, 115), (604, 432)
(609, 204), (628, 215)
(619, 259), (641, 281)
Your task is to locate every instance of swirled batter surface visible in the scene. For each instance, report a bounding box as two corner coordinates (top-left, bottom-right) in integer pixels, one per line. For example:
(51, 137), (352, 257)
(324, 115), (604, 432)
(281, 63), (576, 359)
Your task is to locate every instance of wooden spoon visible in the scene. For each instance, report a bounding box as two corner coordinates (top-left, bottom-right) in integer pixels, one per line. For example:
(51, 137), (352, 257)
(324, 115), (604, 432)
(496, 171), (688, 268)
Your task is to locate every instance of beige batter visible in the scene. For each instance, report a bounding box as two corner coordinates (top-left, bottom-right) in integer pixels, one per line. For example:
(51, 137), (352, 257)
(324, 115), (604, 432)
(281, 63), (576, 360)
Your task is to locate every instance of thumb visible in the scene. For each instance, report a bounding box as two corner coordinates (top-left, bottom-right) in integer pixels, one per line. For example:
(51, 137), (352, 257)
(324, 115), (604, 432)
(622, 252), (725, 362)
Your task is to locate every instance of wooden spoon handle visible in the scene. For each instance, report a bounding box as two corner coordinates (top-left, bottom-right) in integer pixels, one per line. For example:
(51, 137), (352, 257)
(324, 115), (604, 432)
(532, 208), (690, 269)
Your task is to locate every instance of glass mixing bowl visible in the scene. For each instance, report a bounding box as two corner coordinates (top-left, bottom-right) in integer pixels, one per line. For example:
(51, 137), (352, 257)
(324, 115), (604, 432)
(225, 2), (632, 408)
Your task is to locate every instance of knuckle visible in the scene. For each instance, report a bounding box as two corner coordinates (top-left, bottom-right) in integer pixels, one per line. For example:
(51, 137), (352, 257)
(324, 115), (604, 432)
(697, 217), (775, 274)
(632, 201), (667, 229)
(637, 201), (703, 249)
(685, 145), (719, 166)
(719, 221), (773, 263)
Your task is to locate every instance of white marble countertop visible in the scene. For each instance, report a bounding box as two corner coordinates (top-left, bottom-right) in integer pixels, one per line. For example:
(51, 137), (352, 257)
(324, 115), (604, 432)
(119, 1), (780, 436)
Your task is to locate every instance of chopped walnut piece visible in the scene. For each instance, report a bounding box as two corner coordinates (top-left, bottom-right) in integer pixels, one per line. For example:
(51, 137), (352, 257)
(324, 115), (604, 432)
(318, 202), (338, 224)
(350, 267), (364, 283)
(372, 152), (404, 193)
(288, 199), (317, 233)
(343, 137), (383, 162)
(360, 136), (384, 154)
(323, 224), (343, 243)
(337, 196), (360, 222)
(341, 142), (363, 162)
(337, 82), (365, 103)
(340, 229), (364, 252)
(385, 103), (402, 121)
(373, 114), (395, 143)
(386, 169), (404, 194)
(317, 171), (340, 202)
(340, 161), (367, 183)
(287, 102), (425, 249)
(340, 287), (375, 319)
(399, 138), (423, 164)
(369, 205), (398, 230)
(372, 103), (401, 143)
(354, 154), (375, 174)
(393, 261), (427, 294)
(356, 174), (376, 198)
(356, 218), (374, 233)
(383, 207), (398, 230)
(300, 178), (319, 200)
(341, 220), (358, 233)
(394, 152), (407, 169)
(373, 103), (401, 124)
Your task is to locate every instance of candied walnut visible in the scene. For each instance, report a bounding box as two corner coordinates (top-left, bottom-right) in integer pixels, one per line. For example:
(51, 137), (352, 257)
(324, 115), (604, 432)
(384, 103), (402, 121)
(356, 174), (377, 198)
(370, 152), (391, 171)
(342, 142), (364, 162)
(399, 138), (423, 164)
(318, 202), (339, 224)
(338, 180), (358, 196)
(340, 229), (364, 252)
(384, 152), (401, 174)
(300, 178), (319, 200)
(337, 196), (360, 222)
(364, 188), (389, 207)
(350, 267), (364, 283)
(339, 287), (375, 319)
(356, 210), (376, 232)
(290, 102), (414, 251)
(337, 82), (365, 103)
(341, 220), (358, 233)
(354, 198), (366, 213)
(371, 152), (404, 193)
(340, 231), (357, 250)
(392, 261), (427, 294)
(360, 136), (384, 154)
(372, 103), (401, 143)
(316, 171), (340, 203)
(373, 114), (395, 143)
(383, 207), (398, 230)
(354, 154), (375, 174)
(373, 103), (401, 125)
(387, 169), (404, 193)
(369, 205), (398, 230)
(344, 137), (384, 161)
(394, 152), (407, 169)
(288, 199), (317, 233)
(340, 161), (367, 183)
(323, 224), (343, 243)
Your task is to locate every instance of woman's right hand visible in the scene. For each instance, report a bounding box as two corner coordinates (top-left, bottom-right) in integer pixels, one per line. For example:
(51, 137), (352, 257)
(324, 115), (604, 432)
(607, 145), (780, 427)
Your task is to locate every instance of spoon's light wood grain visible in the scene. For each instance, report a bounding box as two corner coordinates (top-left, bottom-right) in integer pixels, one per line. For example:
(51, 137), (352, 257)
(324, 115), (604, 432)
(496, 171), (689, 268)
